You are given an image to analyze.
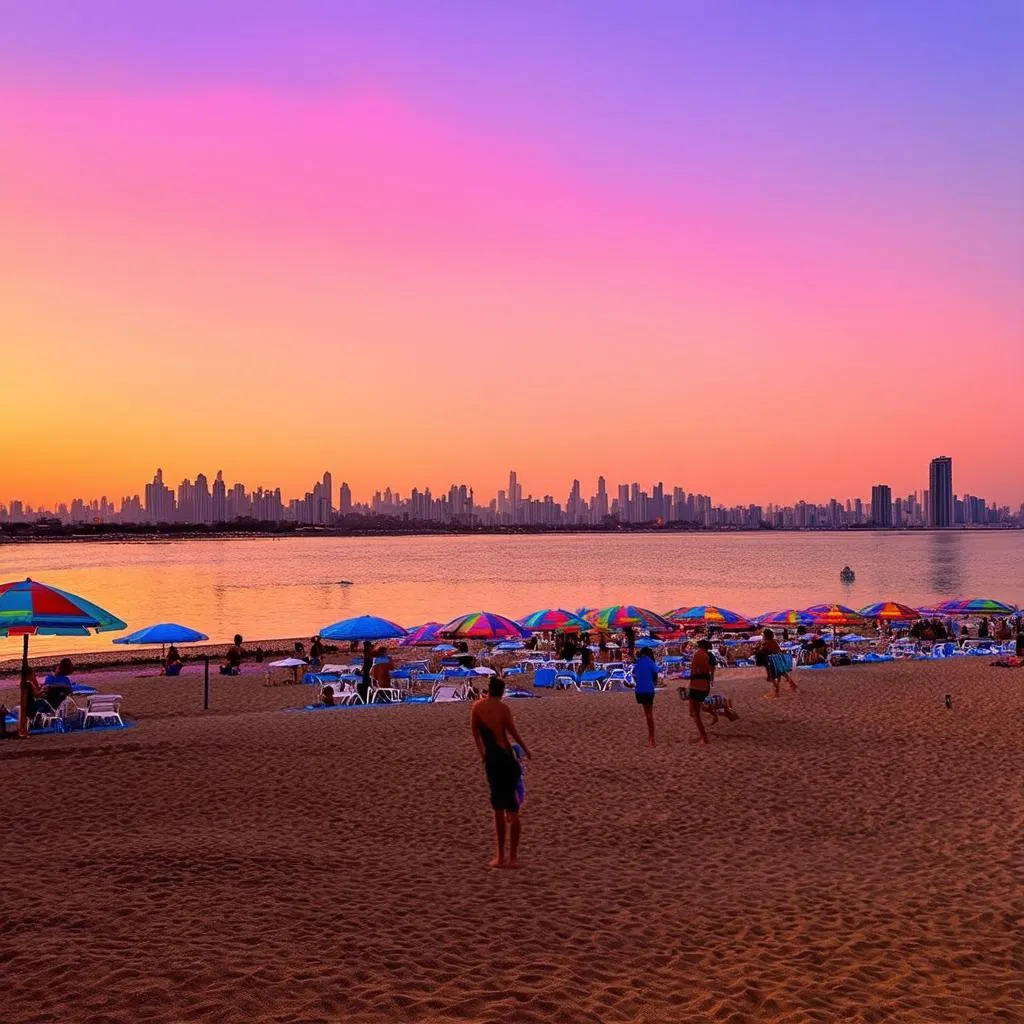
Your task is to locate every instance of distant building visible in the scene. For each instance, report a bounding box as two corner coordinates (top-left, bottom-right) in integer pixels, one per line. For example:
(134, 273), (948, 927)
(928, 457), (954, 528)
(870, 484), (893, 527)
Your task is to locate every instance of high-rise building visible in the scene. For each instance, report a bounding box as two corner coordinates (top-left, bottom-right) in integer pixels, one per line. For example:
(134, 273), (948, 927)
(870, 484), (893, 527)
(339, 482), (352, 513)
(928, 457), (954, 528)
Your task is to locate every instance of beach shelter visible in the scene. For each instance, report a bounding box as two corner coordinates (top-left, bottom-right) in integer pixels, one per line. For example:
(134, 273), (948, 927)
(0, 577), (126, 688)
(755, 609), (816, 629)
(805, 603), (866, 647)
(113, 622), (208, 657)
(440, 611), (529, 641)
(666, 605), (755, 631)
(319, 615), (408, 642)
(584, 606), (676, 632)
(518, 608), (591, 633)
(933, 598), (1018, 617)
(858, 602), (921, 622)
(398, 622), (444, 647)
(268, 657), (307, 684)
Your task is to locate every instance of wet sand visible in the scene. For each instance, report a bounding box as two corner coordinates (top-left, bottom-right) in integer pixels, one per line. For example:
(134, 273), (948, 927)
(2, 659), (1022, 1023)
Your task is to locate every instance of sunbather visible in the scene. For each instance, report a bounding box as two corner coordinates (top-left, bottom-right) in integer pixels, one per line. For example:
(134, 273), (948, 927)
(678, 686), (739, 725)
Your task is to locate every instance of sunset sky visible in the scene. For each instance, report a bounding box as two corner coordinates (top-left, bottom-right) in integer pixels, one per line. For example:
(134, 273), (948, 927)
(2, 1), (1022, 508)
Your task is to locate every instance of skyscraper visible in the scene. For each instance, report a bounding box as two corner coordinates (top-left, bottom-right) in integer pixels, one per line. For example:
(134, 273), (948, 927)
(870, 484), (893, 527)
(928, 457), (954, 528)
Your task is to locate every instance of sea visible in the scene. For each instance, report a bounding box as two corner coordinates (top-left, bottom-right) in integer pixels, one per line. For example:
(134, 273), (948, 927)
(2, 531), (1021, 658)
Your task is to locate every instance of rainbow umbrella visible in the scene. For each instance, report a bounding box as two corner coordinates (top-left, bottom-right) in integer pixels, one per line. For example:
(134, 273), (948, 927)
(858, 602), (922, 622)
(934, 598), (1018, 617)
(584, 605), (676, 632)
(440, 611), (530, 640)
(805, 604), (866, 628)
(666, 605), (756, 631)
(398, 622), (444, 647)
(519, 608), (591, 633)
(0, 577), (127, 684)
(755, 609), (816, 628)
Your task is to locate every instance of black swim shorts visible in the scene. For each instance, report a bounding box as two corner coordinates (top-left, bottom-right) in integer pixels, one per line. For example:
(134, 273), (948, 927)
(634, 691), (655, 706)
(485, 749), (522, 813)
(687, 687), (710, 704)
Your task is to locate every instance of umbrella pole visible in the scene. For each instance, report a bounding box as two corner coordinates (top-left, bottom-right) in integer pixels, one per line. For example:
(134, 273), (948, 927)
(21, 633), (29, 683)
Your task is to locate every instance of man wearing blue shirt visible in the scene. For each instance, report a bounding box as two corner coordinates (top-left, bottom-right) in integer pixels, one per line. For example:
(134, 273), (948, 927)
(633, 648), (658, 747)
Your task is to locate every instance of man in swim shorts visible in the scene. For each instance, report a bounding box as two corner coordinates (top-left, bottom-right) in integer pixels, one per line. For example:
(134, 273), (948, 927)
(471, 675), (532, 868)
(632, 647), (658, 747)
(686, 641), (713, 744)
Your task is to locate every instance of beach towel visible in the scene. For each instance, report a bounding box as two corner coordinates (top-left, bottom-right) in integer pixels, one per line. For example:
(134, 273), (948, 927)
(511, 743), (526, 808)
(768, 653), (793, 675)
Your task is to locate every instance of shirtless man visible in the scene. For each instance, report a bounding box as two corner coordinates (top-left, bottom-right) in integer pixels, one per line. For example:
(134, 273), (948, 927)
(470, 675), (532, 868)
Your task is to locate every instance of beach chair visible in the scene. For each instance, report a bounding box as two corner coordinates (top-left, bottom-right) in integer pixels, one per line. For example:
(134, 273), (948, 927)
(32, 699), (60, 731)
(431, 680), (468, 703)
(578, 669), (609, 691)
(370, 680), (404, 703)
(82, 694), (124, 729)
(554, 670), (580, 691)
(606, 666), (633, 690)
(532, 668), (557, 689)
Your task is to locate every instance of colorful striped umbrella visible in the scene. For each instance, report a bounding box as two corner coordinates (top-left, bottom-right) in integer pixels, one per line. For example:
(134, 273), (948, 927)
(584, 605), (676, 632)
(933, 598), (1018, 617)
(666, 605), (756, 631)
(398, 622), (444, 647)
(858, 602), (922, 622)
(804, 604), (866, 628)
(0, 577), (127, 690)
(440, 611), (530, 640)
(755, 609), (817, 628)
(519, 608), (591, 633)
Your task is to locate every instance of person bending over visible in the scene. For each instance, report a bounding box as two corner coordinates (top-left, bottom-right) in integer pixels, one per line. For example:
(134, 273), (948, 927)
(470, 675), (532, 868)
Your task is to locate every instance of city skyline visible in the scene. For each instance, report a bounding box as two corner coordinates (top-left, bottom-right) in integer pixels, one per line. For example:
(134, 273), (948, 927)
(4, 456), (1020, 530)
(3, 2), (1022, 504)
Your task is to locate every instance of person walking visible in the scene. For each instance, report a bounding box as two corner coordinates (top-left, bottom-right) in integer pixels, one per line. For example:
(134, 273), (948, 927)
(755, 628), (797, 698)
(470, 674), (532, 868)
(686, 641), (713, 745)
(632, 647), (658, 747)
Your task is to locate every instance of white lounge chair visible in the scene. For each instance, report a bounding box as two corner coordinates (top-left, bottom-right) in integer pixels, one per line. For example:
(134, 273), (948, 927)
(432, 680), (468, 703)
(82, 694), (124, 729)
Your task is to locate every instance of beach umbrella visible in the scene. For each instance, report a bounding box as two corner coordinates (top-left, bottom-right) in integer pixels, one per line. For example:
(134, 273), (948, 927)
(268, 656), (307, 684)
(398, 622), (444, 647)
(933, 598), (1018, 617)
(319, 615), (407, 642)
(440, 611), (529, 641)
(584, 605), (676, 632)
(858, 602), (922, 622)
(635, 636), (663, 649)
(666, 606), (756, 631)
(113, 622), (209, 657)
(804, 604), (866, 627)
(0, 578), (126, 701)
(518, 608), (591, 633)
(755, 609), (816, 628)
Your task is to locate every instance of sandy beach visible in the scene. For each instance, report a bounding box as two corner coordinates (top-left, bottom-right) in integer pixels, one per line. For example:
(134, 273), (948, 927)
(3, 658), (1022, 1023)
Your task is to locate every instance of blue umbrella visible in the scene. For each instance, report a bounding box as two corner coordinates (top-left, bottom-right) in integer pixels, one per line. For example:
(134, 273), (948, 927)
(635, 637), (663, 649)
(319, 615), (407, 642)
(114, 623), (209, 646)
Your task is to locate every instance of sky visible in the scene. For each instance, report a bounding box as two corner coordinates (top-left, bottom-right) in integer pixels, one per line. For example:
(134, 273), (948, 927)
(2, 0), (1022, 509)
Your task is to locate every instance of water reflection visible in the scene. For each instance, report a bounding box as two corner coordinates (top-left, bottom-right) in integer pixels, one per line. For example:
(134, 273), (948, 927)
(928, 532), (964, 595)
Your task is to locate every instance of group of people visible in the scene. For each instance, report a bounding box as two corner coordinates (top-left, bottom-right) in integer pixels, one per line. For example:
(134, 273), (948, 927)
(2, 658), (81, 738)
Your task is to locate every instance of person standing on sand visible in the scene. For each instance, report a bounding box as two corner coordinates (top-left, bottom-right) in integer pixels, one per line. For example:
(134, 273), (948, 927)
(471, 675), (532, 869)
(686, 641), (713, 745)
(358, 640), (374, 704)
(755, 628), (797, 698)
(623, 625), (637, 660)
(632, 647), (658, 747)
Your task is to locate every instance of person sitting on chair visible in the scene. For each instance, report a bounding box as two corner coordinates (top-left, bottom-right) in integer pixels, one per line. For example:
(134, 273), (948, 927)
(42, 658), (75, 709)
(163, 646), (183, 676)
(220, 635), (244, 675)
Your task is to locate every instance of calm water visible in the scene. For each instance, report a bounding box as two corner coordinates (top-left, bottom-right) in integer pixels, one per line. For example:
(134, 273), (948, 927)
(2, 531), (1021, 658)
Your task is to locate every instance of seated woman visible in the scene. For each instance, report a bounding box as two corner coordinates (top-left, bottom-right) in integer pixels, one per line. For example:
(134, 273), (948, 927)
(42, 658), (76, 709)
(220, 638), (243, 675)
(21, 668), (51, 734)
(163, 645), (183, 676)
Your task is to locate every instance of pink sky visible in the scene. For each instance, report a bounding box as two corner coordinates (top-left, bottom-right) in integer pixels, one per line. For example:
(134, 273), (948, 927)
(2, 4), (1022, 509)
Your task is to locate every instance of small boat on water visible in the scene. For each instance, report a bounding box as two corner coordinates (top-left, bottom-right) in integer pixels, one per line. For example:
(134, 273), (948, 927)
(840, 566), (855, 583)
(337, 580), (353, 586)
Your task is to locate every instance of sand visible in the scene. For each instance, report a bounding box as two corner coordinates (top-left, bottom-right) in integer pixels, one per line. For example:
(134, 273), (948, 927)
(2, 659), (1022, 1024)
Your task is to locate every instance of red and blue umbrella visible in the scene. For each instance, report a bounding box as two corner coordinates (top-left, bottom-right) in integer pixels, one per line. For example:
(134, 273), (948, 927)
(858, 602), (921, 622)
(399, 622), (445, 647)
(666, 605), (755, 631)
(584, 605), (676, 632)
(805, 604), (866, 628)
(934, 598), (1017, 617)
(440, 611), (529, 640)
(0, 577), (127, 683)
(519, 608), (591, 633)
(755, 609), (816, 628)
